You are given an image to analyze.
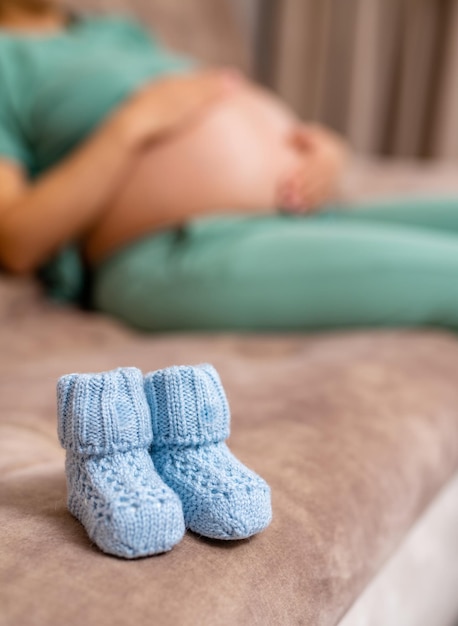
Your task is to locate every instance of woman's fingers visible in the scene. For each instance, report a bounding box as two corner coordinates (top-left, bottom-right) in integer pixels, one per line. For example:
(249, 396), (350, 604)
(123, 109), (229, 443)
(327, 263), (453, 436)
(127, 67), (245, 143)
(287, 123), (330, 152)
(278, 165), (334, 212)
(280, 122), (347, 213)
(188, 68), (244, 106)
(287, 126), (316, 152)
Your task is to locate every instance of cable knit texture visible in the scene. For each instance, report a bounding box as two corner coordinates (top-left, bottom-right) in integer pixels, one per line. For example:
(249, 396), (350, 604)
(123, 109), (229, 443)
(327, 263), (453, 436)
(144, 364), (272, 540)
(57, 367), (185, 558)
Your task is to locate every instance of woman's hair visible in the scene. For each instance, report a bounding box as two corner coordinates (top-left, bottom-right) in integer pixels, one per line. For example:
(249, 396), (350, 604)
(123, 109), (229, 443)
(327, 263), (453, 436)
(0, 0), (58, 12)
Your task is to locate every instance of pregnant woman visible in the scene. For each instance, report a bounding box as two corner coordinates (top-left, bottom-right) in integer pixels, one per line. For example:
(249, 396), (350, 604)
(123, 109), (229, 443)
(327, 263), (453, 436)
(2, 0), (458, 331)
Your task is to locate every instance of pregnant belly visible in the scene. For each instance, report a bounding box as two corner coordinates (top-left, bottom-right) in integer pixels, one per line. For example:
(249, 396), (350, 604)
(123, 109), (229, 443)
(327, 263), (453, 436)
(84, 85), (301, 264)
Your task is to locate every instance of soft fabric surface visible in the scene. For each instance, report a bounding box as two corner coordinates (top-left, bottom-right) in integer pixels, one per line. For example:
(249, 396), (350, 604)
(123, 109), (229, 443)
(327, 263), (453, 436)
(2, 160), (458, 625)
(340, 472), (458, 626)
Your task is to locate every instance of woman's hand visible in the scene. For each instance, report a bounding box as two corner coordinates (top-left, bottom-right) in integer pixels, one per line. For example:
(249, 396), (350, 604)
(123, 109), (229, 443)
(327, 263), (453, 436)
(0, 67), (244, 274)
(109, 68), (243, 149)
(277, 124), (349, 213)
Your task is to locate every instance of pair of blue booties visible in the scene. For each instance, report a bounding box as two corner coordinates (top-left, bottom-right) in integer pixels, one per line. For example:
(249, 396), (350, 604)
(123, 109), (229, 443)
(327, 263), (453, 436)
(57, 364), (272, 558)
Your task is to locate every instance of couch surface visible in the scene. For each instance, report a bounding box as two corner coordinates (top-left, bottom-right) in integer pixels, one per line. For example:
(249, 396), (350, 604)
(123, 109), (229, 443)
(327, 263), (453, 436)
(2, 248), (458, 625)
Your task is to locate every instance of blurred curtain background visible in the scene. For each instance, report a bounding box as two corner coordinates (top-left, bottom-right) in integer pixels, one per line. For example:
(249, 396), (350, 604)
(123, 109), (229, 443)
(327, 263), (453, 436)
(248, 0), (458, 160)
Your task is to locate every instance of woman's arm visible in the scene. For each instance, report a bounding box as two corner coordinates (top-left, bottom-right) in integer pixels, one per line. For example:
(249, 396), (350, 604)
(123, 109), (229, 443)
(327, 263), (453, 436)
(0, 121), (140, 274)
(0, 69), (239, 274)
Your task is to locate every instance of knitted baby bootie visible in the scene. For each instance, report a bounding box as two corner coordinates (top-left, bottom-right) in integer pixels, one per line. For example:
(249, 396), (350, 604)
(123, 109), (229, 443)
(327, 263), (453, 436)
(143, 364), (272, 540)
(57, 367), (185, 558)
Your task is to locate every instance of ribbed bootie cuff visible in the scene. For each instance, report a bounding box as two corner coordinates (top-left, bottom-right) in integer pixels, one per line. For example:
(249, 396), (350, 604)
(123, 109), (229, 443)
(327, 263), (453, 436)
(57, 367), (152, 456)
(144, 364), (230, 448)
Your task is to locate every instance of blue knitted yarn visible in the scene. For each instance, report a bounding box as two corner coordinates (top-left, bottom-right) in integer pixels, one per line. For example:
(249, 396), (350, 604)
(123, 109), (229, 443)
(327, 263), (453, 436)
(144, 364), (272, 540)
(57, 367), (185, 558)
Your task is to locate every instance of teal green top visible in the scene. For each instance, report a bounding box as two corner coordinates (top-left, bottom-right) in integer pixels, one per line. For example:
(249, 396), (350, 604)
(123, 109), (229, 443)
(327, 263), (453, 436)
(0, 15), (195, 178)
(0, 15), (195, 302)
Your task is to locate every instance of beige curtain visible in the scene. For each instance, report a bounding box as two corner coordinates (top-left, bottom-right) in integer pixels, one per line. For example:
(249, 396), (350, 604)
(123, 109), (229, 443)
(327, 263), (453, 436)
(257, 0), (458, 159)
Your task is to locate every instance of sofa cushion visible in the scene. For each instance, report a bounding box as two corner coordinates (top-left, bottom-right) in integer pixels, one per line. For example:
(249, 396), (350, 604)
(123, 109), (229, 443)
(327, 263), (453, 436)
(2, 320), (458, 626)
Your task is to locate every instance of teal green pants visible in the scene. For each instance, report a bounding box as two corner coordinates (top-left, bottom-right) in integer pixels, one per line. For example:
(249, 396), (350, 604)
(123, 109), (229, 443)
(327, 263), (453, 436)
(92, 197), (458, 331)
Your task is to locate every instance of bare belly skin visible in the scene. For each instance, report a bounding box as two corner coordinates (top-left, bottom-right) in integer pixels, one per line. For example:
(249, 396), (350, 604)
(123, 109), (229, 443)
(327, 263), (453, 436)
(83, 85), (301, 264)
